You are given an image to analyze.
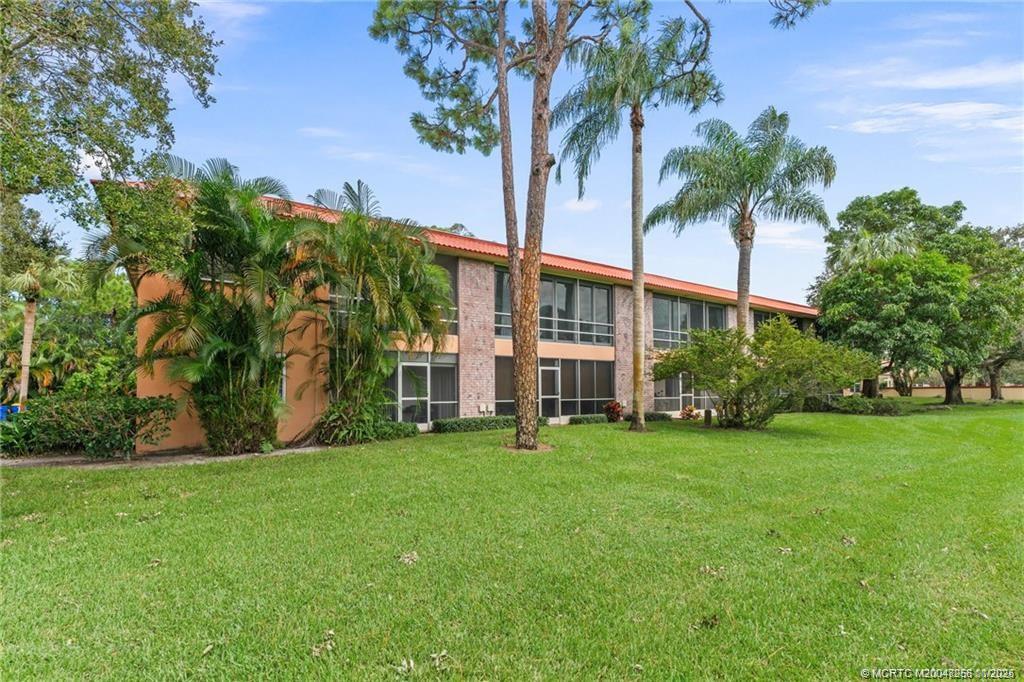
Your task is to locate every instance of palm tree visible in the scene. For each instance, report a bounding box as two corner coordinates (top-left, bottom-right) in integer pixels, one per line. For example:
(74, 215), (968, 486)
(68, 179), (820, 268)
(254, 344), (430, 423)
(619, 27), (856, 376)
(553, 13), (719, 431)
(828, 226), (917, 271)
(7, 258), (79, 405)
(646, 106), (836, 334)
(133, 157), (329, 454)
(307, 182), (452, 417)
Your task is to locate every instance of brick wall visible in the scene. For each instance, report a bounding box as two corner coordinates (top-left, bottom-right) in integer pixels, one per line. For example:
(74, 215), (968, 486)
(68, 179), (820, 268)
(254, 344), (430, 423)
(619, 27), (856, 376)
(457, 258), (495, 416)
(613, 285), (655, 412)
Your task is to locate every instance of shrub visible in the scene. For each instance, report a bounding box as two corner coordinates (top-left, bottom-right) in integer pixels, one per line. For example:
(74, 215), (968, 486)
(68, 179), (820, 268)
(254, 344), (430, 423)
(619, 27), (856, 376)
(314, 400), (418, 446)
(603, 400), (623, 423)
(832, 395), (906, 416)
(624, 411), (673, 422)
(832, 395), (874, 415)
(568, 414), (608, 425)
(0, 394), (176, 458)
(193, 382), (280, 456)
(679, 405), (702, 421)
(432, 415), (547, 433)
(653, 318), (876, 429)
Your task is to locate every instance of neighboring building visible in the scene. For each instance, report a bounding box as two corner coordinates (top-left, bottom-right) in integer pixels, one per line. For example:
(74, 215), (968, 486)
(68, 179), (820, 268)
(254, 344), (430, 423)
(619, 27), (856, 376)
(135, 198), (817, 452)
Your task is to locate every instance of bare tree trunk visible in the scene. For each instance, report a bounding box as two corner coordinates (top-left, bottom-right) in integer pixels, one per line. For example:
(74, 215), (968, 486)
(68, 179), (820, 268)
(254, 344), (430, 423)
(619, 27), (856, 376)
(735, 221), (754, 336)
(629, 105), (646, 432)
(940, 366), (964, 405)
(861, 377), (879, 399)
(508, 0), (571, 450)
(17, 298), (37, 405)
(987, 364), (1003, 400)
(492, 1), (537, 449)
(892, 367), (913, 397)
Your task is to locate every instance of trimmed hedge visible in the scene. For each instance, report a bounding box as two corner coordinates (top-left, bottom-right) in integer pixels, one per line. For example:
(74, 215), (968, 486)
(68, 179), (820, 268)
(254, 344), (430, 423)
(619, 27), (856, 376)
(0, 394), (176, 459)
(432, 415), (547, 433)
(833, 395), (907, 416)
(568, 414), (608, 425)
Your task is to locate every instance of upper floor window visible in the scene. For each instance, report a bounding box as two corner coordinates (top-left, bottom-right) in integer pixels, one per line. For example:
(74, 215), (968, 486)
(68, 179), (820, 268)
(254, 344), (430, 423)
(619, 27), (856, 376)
(653, 295), (726, 348)
(495, 268), (612, 345)
(434, 254), (459, 335)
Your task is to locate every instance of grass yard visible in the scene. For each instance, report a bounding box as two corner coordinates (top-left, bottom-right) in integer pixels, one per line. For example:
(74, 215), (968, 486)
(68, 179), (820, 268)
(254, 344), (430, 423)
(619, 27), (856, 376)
(2, 402), (1022, 679)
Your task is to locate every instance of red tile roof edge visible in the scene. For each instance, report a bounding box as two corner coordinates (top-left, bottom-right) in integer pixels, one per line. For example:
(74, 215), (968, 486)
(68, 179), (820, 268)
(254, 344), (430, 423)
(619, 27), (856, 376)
(91, 184), (815, 316)
(274, 197), (817, 317)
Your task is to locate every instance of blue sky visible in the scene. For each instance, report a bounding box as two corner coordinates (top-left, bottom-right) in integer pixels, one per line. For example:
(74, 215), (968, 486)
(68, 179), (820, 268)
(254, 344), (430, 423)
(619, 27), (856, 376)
(44, 0), (1024, 304)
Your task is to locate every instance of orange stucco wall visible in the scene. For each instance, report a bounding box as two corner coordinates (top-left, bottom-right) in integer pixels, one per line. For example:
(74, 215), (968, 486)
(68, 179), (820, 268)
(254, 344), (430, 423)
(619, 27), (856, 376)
(135, 275), (328, 453)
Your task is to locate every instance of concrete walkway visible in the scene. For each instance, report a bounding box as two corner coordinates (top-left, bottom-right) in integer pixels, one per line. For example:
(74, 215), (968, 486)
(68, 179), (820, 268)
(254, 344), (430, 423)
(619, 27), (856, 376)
(0, 445), (331, 470)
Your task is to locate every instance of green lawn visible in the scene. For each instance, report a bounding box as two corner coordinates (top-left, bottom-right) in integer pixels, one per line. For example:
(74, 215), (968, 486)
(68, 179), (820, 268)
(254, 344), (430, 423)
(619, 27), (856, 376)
(3, 403), (1022, 679)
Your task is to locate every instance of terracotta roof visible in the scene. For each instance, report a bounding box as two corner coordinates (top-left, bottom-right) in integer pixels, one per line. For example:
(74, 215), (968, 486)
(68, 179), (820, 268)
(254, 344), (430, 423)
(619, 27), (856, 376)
(93, 185), (815, 317)
(274, 197), (816, 318)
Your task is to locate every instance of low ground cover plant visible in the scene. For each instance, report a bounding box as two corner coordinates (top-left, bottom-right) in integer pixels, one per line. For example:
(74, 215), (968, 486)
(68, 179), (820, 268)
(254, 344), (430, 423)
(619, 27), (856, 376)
(314, 401), (418, 445)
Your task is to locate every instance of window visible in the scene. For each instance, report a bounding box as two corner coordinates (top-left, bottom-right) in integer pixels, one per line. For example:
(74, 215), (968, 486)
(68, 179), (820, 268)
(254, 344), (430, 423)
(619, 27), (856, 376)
(495, 268), (612, 345)
(494, 356), (515, 415)
(384, 352), (458, 423)
(495, 269), (512, 337)
(494, 357), (614, 417)
(435, 254), (459, 335)
(654, 295), (727, 347)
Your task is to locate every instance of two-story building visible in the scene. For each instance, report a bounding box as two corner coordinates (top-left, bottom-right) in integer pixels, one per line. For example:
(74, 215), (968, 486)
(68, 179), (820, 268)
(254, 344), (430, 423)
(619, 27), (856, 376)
(135, 198), (816, 452)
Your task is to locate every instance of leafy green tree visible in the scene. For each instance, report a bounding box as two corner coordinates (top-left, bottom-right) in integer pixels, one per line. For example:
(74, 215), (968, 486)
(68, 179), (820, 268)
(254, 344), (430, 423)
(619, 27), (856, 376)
(817, 252), (970, 399)
(0, 201), (68, 279)
(646, 106), (835, 334)
(0, 0), (217, 222)
(553, 9), (719, 432)
(926, 224), (1024, 404)
(87, 174), (195, 294)
(823, 187), (964, 273)
(653, 316), (873, 429)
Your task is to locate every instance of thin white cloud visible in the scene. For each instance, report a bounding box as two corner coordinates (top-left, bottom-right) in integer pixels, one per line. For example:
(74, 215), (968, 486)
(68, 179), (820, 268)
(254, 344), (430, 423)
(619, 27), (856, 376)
(756, 223), (825, 252)
(197, 1), (268, 42)
(801, 58), (1024, 92)
(562, 198), (601, 213)
(890, 11), (983, 30)
(299, 127), (346, 139)
(835, 101), (1023, 135)
(322, 146), (465, 186)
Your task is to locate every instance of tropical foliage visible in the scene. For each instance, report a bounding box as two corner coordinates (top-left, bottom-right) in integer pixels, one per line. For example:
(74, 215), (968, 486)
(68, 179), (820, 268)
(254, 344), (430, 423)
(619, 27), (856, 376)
(646, 106), (835, 334)
(132, 158), (329, 455)
(653, 316), (875, 429)
(307, 182), (452, 446)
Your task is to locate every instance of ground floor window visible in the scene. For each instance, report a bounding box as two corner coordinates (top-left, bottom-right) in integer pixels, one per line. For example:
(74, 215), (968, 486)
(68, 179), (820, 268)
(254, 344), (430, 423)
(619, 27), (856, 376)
(495, 357), (614, 418)
(385, 352), (458, 423)
(653, 373), (715, 412)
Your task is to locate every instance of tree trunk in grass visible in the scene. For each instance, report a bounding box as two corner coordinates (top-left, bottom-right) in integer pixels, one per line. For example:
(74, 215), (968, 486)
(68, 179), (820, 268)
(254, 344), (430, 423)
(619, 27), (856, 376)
(508, 0), (570, 450)
(986, 364), (1003, 400)
(861, 377), (879, 399)
(940, 366), (964, 405)
(17, 297), (37, 406)
(892, 368), (913, 397)
(629, 104), (646, 432)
